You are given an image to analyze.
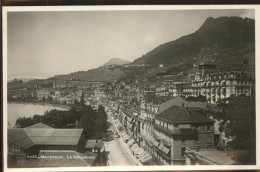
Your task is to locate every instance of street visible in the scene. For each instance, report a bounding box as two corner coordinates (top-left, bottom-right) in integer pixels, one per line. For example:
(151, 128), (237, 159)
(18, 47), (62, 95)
(105, 113), (136, 166)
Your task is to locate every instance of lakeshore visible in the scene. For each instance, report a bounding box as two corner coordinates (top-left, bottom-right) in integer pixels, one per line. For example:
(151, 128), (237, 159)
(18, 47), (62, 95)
(7, 102), (69, 128)
(8, 101), (71, 110)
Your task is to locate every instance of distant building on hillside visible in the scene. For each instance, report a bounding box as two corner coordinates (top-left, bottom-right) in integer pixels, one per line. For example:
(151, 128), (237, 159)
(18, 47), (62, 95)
(166, 70), (253, 104)
(198, 62), (218, 77)
(191, 71), (253, 103)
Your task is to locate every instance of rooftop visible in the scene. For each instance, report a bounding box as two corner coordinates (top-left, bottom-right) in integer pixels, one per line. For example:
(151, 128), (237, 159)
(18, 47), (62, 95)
(8, 123), (83, 149)
(25, 123), (53, 129)
(156, 106), (214, 124)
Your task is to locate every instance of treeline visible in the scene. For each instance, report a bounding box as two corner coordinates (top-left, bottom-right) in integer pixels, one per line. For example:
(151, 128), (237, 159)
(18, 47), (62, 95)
(15, 108), (81, 128)
(15, 105), (108, 140)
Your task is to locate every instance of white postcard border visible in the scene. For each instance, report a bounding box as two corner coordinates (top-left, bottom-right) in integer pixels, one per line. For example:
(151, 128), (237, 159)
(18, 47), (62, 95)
(2, 5), (260, 171)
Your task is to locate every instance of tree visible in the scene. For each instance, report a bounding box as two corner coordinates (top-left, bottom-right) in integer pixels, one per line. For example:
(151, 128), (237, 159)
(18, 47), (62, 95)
(15, 117), (34, 128)
(216, 95), (255, 164)
(80, 92), (85, 107)
(47, 95), (53, 102)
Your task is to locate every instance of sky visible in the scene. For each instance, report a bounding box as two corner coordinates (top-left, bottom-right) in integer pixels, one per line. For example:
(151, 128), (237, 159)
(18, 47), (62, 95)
(7, 9), (254, 80)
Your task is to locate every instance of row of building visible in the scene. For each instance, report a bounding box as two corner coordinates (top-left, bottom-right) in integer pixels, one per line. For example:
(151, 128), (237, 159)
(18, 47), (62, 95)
(168, 71), (253, 104)
(106, 94), (237, 165)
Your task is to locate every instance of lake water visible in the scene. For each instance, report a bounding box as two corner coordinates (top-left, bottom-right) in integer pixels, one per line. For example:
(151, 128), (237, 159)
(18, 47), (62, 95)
(7, 103), (68, 128)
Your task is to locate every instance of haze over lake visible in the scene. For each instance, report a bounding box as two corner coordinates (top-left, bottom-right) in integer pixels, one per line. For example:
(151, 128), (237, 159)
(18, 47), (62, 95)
(8, 103), (67, 128)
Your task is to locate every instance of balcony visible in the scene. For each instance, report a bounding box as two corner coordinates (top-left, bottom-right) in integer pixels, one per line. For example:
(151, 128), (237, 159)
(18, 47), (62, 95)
(154, 123), (174, 135)
(154, 123), (197, 135)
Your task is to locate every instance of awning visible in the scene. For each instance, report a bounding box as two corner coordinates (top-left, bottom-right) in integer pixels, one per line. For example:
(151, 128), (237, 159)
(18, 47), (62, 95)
(137, 151), (149, 159)
(134, 148), (144, 155)
(152, 139), (160, 147)
(124, 135), (131, 140)
(140, 155), (153, 163)
(127, 139), (135, 146)
(158, 143), (164, 150)
(130, 144), (139, 152)
(122, 133), (131, 140)
(162, 146), (170, 154)
(138, 152), (150, 160)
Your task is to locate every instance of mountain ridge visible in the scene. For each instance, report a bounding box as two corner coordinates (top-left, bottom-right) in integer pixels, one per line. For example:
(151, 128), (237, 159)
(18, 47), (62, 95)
(133, 16), (254, 67)
(103, 58), (130, 66)
(51, 16), (255, 82)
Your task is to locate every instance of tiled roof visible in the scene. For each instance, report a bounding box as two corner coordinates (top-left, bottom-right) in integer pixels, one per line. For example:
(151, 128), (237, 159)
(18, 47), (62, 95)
(8, 129), (34, 149)
(85, 139), (96, 149)
(207, 103), (218, 112)
(26, 123), (53, 129)
(8, 127), (83, 149)
(25, 128), (83, 145)
(156, 106), (214, 124)
(157, 97), (207, 114)
(157, 97), (186, 114)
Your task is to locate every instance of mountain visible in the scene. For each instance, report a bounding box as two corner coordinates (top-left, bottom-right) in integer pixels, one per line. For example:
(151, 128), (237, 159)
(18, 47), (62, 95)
(104, 58), (130, 66)
(49, 67), (130, 82)
(133, 16), (255, 75)
(51, 16), (255, 82)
